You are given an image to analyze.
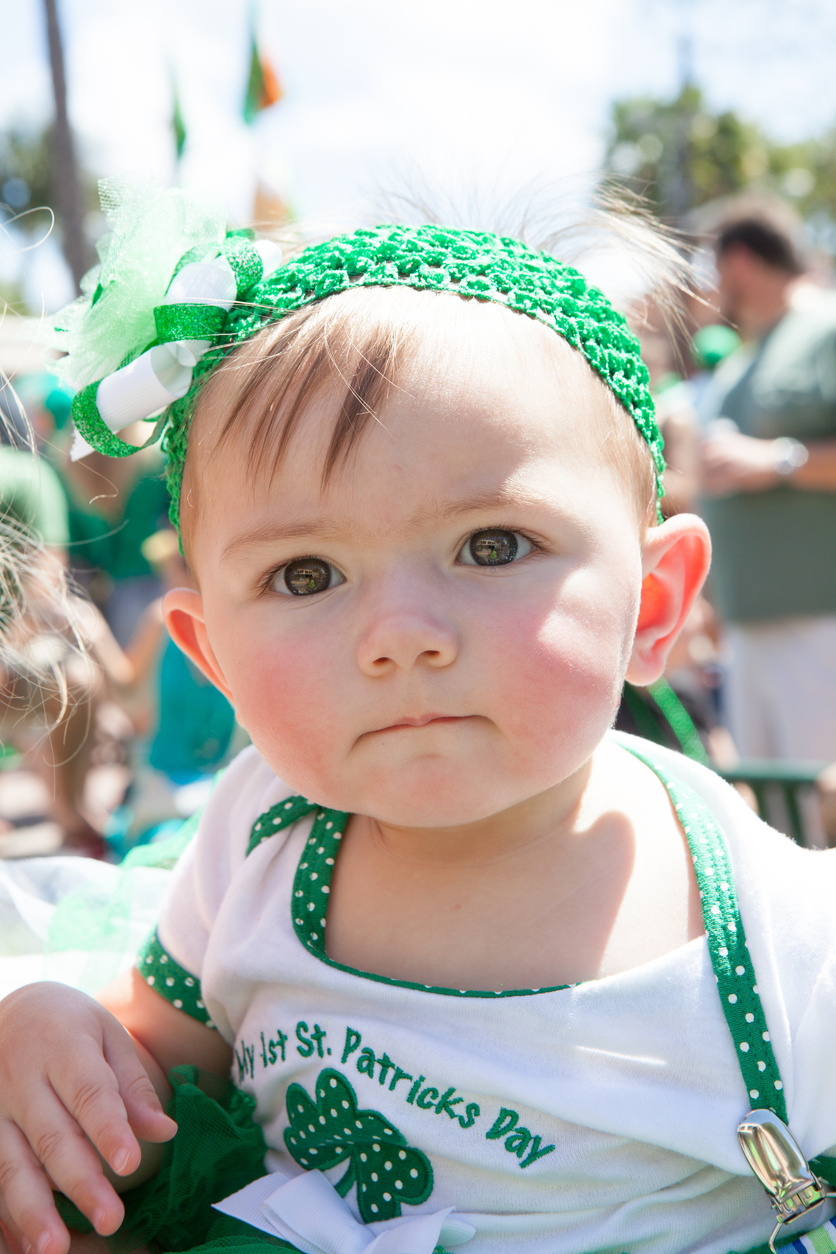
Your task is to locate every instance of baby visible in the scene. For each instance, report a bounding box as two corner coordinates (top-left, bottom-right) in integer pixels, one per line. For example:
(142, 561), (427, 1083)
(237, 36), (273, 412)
(1, 202), (835, 1254)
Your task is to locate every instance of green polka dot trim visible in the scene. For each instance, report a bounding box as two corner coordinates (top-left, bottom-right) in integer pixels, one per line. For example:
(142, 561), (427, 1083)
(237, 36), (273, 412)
(137, 929), (214, 1028)
(250, 753), (787, 1107)
(249, 798), (575, 999)
(627, 744), (787, 1121)
(247, 793), (322, 854)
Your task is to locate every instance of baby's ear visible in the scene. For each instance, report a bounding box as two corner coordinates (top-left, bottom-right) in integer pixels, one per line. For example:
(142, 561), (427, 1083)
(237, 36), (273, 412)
(626, 513), (711, 687)
(163, 588), (234, 702)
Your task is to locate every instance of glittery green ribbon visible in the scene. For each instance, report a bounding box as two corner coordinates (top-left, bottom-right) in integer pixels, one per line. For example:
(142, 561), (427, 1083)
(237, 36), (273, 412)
(71, 383), (169, 458)
(154, 304), (228, 344)
(221, 235), (263, 293)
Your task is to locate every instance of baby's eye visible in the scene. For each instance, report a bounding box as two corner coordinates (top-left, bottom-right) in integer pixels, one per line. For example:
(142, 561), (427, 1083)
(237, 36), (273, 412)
(272, 558), (345, 596)
(458, 530), (533, 567)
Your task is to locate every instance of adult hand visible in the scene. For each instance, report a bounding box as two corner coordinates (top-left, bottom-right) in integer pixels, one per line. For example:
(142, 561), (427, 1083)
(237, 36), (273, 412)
(700, 431), (781, 496)
(0, 982), (176, 1254)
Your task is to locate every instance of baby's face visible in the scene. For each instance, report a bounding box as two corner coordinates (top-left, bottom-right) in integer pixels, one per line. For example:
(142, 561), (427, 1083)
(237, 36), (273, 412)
(185, 306), (647, 826)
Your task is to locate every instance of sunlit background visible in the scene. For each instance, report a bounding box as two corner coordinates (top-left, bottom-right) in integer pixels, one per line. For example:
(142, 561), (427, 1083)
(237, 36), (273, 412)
(3, 0), (836, 859)
(3, 0), (836, 316)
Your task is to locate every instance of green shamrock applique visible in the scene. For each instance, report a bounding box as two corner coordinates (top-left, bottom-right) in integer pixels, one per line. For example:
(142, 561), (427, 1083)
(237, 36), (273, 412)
(284, 1068), (433, 1222)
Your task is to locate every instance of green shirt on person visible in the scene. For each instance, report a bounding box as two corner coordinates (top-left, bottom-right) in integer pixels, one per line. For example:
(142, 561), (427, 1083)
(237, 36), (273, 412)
(700, 297), (836, 623)
(66, 467), (169, 583)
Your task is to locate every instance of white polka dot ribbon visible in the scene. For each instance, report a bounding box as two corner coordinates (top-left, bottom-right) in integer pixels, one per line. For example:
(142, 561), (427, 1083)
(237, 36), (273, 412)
(213, 1168), (475, 1254)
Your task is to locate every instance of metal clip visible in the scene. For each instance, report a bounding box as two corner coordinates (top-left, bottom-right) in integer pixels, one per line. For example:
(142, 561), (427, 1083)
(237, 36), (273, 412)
(737, 1110), (836, 1253)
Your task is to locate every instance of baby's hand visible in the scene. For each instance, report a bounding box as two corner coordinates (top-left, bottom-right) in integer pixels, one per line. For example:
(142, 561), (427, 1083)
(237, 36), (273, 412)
(0, 982), (177, 1254)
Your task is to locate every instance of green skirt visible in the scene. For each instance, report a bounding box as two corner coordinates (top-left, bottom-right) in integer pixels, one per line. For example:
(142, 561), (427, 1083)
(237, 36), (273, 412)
(57, 1065), (291, 1254)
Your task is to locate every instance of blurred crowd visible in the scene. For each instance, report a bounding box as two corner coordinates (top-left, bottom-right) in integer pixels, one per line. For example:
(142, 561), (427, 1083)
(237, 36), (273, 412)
(620, 195), (836, 843)
(0, 378), (244, 862)
(4, 192), (836, 857)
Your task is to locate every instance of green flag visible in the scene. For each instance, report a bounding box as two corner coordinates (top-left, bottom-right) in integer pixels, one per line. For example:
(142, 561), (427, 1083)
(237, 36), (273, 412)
(172, 81), (186, 161)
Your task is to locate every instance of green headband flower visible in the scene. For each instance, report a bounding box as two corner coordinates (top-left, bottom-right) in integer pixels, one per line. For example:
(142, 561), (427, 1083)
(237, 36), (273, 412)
(49, 182), (664, 532)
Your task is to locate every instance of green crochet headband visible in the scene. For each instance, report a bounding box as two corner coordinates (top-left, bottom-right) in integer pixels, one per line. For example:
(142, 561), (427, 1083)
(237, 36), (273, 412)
(50, 182), (664, 532)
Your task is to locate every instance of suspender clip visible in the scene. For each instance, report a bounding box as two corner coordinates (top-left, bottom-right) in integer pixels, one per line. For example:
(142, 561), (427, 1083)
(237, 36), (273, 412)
(738, 1109), (836, 1253)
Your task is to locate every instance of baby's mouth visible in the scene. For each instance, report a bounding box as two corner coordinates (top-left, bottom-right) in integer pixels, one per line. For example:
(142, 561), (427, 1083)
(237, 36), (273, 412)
(371, 714), (466, 733)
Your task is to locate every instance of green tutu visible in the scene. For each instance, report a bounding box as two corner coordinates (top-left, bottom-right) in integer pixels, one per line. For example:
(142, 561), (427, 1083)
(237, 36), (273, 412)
(56, 1065), (294, 1254)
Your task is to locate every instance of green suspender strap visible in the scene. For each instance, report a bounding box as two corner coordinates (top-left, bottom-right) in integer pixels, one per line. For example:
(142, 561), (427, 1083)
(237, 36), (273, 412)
(627, 743), (836, 1254)
(625, 743), (787, 1118)
(621, 680), (711, 767)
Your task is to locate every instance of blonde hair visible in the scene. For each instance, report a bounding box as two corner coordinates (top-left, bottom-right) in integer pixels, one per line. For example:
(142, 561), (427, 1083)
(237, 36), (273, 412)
(0, 397), (84, 717)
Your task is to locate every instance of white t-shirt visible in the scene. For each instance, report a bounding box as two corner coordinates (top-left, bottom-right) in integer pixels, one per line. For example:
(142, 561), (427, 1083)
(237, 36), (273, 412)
(145, 733), (836, 1254)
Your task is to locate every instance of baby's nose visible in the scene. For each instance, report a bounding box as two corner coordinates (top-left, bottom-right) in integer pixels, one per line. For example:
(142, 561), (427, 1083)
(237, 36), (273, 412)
(356, 607), (458, 675)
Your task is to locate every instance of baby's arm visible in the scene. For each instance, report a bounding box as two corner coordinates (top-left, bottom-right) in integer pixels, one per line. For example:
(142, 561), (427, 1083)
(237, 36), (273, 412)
(0, 973), (230, 1254)
(98, 967), (232, 1092)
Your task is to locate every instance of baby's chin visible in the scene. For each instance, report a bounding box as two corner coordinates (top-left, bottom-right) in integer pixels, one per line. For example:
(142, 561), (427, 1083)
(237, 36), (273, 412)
(353, 789), (522, 829)
(263, 756), (548, 828)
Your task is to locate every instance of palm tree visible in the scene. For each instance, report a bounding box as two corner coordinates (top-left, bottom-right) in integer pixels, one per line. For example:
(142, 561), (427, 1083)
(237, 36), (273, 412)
(42, 0), (87, 292)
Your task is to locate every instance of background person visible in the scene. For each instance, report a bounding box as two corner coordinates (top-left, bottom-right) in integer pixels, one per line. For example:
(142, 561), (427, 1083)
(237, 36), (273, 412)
(59, 439), (169, 648)
(105, 528), (241, 857)
(698, 209), (836, 766)
(0, 441), (130, 855)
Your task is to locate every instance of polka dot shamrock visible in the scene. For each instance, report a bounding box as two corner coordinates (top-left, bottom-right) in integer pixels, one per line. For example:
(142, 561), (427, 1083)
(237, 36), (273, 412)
(283, 1068), (433, 1222)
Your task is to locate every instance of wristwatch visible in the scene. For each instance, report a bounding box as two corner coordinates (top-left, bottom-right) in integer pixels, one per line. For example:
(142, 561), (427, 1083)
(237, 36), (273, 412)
(772, 437), (809, 477)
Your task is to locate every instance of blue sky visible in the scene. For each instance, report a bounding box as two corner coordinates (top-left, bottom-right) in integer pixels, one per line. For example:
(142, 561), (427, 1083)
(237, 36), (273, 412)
(3, 0), (836, 308)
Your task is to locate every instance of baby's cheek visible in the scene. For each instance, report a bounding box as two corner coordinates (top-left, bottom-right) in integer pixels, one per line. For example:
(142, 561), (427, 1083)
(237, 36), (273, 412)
(219, 629), (341, 781)
(482, 602), (624, 759)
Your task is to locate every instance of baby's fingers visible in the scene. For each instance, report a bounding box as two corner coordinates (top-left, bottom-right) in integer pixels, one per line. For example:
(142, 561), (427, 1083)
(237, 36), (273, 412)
(18, 1098), (125, 1242)
(0, 1115), (73, 1254)
(102, 1029), (176, 1148)
(47, 1041), (141, 1181)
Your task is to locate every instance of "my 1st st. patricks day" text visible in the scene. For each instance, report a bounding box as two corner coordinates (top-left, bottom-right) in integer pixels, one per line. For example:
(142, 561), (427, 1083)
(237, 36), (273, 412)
(234, 1020), (555, 1170)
